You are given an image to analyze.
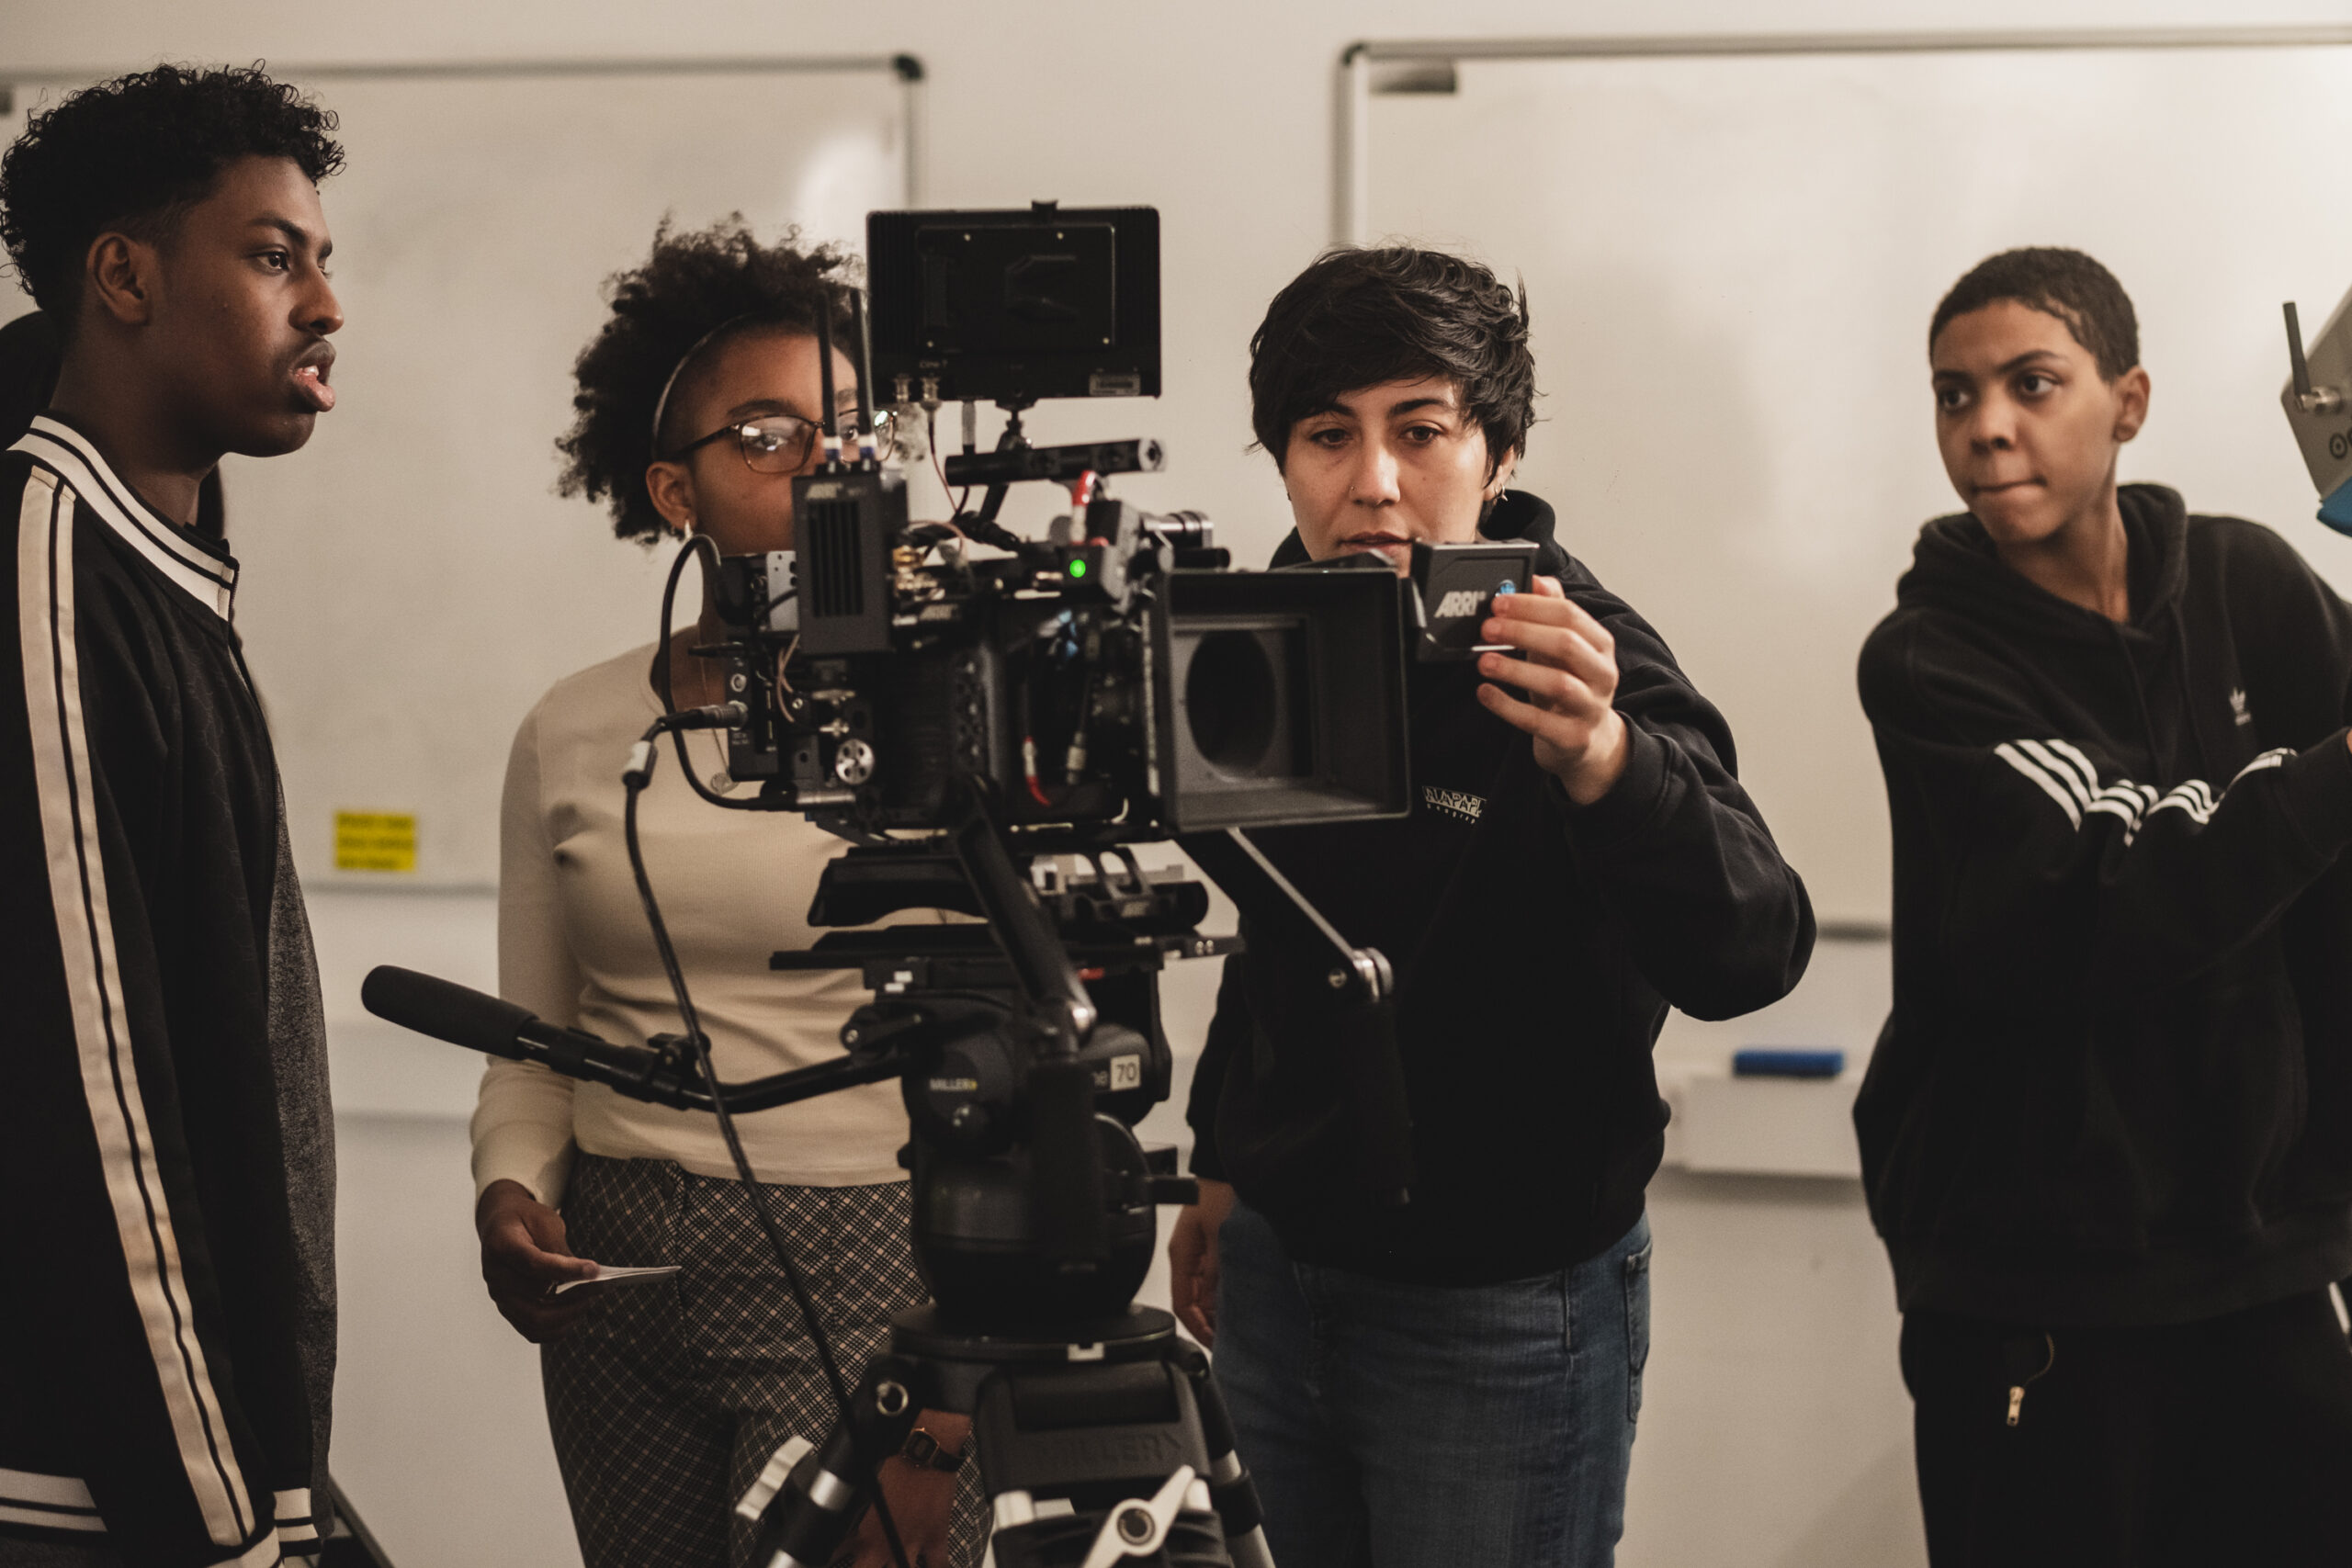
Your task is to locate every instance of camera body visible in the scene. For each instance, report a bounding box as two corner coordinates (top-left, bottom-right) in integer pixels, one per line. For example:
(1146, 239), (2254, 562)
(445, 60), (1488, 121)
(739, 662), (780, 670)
(710, 463), (1418, 838)
(684, 202), (1507, 1330)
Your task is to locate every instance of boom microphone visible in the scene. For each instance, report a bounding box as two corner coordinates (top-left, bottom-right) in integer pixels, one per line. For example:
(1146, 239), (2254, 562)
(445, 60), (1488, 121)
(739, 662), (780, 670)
(360, 964), (700, 1105)
(360, 965), (537, 1058)
(359, 964), (901, 1114)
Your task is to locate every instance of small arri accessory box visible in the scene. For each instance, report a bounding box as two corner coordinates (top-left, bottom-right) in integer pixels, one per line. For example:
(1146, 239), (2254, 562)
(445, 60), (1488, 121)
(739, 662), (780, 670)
(1409, 539), (1540, 661)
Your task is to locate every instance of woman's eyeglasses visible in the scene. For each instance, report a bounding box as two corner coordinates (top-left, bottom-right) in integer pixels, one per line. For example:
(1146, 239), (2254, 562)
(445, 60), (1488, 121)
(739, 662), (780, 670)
(664, 410), (898, 473)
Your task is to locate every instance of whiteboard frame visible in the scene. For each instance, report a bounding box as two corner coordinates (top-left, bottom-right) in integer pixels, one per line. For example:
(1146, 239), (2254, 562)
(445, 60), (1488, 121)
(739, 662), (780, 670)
(1, 54), (928, 208)
(1334, 27), (2352, 246)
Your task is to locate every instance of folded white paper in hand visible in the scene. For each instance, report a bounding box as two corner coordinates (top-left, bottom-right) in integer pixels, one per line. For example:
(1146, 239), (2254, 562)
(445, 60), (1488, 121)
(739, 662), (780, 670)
(554, 1264), (682, 1296)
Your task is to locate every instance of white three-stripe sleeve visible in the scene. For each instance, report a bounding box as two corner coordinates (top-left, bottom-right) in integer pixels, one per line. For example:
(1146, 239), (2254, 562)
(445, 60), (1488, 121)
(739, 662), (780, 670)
(1996, 735), (2295, 846)
(15, 469), (259, 1549)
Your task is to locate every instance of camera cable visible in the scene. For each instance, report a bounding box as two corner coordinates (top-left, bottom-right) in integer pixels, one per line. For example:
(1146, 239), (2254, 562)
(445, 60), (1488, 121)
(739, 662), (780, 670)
(652, 535), (786, 812)
(926, 408), (970, 524)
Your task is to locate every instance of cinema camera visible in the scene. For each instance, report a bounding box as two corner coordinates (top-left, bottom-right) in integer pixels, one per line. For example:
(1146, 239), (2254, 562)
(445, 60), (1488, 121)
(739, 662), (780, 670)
(366, 203), (1535, 1568)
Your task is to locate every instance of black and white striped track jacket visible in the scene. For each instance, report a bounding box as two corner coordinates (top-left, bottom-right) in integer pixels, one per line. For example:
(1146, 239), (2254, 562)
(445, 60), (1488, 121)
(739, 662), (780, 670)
(0, 414), (335, 1565)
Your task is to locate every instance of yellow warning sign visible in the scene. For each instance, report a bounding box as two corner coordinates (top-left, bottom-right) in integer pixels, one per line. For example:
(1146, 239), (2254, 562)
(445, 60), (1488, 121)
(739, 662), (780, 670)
(334, 811), (417, 873)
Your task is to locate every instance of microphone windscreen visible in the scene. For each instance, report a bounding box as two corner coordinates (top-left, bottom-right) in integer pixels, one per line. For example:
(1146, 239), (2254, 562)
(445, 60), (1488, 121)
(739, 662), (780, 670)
(361, 965), (534, 1055)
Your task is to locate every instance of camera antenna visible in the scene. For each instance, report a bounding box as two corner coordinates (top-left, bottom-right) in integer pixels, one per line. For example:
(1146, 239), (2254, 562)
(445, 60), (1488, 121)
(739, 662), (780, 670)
(817, 288), (842, 468)
(850, 287), (879, 466)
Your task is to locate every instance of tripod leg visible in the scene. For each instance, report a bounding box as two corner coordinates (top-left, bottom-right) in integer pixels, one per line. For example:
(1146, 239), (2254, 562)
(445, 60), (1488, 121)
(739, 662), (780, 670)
(1170, 1343), (1275, 1568)
(741, 1355), (923, 1568)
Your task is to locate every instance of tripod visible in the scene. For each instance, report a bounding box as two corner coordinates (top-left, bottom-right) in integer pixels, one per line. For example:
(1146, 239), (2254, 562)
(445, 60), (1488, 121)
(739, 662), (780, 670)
(361, 797), (1412, 1568)
(738, 1305), (1261, 1568)
(729, 804), (1418, 1568)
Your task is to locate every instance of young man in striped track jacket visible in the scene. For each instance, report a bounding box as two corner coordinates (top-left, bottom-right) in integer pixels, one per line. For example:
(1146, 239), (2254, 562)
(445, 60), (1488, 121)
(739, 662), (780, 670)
(0, 68), (345, 1566)
(1857, 248), (2352, 1566)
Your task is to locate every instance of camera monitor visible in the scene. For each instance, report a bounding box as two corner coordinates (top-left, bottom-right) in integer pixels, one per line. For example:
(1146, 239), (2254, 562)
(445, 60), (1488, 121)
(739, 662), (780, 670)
(867, 203), (1159, 406)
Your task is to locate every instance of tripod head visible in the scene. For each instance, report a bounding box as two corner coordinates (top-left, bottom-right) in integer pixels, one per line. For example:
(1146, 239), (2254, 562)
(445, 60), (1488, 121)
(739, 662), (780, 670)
(360, 804), (1234, 1337)
(785, 835), (1218, 1330)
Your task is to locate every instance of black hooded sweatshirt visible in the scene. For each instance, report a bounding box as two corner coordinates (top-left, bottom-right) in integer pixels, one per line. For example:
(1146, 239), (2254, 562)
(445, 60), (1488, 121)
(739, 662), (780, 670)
(1185, 491), (1816, 1284)
(1856, 483), (2352, 1326)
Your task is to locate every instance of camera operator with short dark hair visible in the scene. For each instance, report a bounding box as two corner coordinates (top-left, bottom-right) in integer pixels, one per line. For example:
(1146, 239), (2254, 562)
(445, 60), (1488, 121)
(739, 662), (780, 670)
(1167, 247), (1815, 1567)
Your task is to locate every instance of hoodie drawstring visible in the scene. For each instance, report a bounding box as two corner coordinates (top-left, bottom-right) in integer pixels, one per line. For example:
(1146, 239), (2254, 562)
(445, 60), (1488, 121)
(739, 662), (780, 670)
(2111, 621), (2166, 776)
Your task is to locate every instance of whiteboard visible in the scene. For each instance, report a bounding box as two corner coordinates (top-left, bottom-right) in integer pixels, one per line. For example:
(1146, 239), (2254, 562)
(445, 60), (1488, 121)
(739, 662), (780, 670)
(2, 61), (917, 886)
(1358, 39), (2352, 925)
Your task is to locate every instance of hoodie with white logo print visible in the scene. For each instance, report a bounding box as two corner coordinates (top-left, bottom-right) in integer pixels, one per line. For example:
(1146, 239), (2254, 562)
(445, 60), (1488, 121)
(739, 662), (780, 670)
(1858, 482), (2352, 1325)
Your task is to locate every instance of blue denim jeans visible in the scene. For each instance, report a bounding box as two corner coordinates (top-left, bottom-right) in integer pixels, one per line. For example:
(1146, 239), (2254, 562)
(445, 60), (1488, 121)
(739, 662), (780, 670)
(1212, 1201), (1652, 1568)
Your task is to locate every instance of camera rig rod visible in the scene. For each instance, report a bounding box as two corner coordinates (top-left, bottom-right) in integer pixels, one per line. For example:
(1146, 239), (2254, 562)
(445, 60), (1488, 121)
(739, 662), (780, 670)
(1180, 829), (1416, 1208)
(1176, 830), (1390, 1003)
(943, 436), (1163, 489)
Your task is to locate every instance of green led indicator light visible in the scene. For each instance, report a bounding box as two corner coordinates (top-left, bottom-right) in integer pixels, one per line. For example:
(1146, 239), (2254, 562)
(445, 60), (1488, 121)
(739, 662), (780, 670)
(1069, 558), (1090, 579)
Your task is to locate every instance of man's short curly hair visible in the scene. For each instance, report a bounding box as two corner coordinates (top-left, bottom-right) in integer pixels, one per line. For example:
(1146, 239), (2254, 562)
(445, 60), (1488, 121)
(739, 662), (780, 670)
(1929, 247), (2140, 381)
(1250, 246), (1537, 476)
(558, 218), (857, 543)
(0, 63), (344, 325)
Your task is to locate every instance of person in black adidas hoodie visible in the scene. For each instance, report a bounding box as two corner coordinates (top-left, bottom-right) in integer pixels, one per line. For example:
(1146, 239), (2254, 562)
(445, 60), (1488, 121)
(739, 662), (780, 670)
(1168, 247), (1815, 1567)
(0, 69), (345, 1567)
(1858, 247), (2352, 1567)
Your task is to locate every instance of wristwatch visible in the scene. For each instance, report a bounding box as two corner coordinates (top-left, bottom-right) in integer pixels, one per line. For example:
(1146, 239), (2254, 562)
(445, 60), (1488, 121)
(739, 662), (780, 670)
(898, 1427), (969, 1472)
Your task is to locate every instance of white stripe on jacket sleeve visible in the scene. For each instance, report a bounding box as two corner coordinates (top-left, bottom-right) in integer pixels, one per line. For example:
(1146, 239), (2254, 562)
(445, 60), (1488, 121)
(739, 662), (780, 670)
(1997, 733), (2297, 845)
(16, 468), (257, 1547)
(0, 1464), (107, 1533)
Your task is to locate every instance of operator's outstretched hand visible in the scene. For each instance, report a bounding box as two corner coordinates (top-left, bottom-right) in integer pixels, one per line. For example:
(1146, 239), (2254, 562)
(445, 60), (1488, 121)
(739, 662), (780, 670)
(1476, 575), (1630, 806)
(1170, 1179), (1238, 1347)
(477, 1179), (601, 1342)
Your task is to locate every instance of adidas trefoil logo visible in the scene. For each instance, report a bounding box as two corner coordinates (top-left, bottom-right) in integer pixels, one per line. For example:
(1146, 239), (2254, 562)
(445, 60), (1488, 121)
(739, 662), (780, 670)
(2230, 688), (2253, 728)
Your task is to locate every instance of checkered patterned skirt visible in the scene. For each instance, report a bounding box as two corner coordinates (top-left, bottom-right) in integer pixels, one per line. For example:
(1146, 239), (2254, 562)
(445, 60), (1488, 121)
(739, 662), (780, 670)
(543, 1155), (985, 1568)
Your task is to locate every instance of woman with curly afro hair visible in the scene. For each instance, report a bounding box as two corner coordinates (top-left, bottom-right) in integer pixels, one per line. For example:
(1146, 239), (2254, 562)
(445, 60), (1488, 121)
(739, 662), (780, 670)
(468, 218), (982, 1568)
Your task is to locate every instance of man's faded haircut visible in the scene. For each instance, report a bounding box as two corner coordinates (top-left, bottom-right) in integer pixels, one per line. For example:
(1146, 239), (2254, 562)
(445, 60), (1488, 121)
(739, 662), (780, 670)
(1929, 247), (2140, 381)
(0, 64), (344, 329)
(1249, 246), (1537, 475)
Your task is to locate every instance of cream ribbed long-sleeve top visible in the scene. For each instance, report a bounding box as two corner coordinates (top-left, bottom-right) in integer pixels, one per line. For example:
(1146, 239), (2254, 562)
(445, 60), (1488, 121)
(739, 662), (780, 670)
(469, 643), (946, 1208)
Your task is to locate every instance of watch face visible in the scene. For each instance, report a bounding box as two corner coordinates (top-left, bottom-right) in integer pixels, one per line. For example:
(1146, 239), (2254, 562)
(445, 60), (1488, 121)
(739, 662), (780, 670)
(900, 1429), (962, 1471)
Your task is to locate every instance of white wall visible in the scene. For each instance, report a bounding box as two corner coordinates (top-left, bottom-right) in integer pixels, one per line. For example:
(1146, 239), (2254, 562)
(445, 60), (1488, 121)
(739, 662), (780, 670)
(13, 2), (2346, 1564)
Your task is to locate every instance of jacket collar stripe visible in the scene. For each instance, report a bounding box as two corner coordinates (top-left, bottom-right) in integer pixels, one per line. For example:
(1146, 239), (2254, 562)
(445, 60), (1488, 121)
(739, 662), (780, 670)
(11, 419), (236, 619)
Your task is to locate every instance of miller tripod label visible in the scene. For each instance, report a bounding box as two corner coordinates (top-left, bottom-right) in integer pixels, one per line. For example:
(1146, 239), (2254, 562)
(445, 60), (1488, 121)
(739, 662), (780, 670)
(1032, 1430), (1189, 1474)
